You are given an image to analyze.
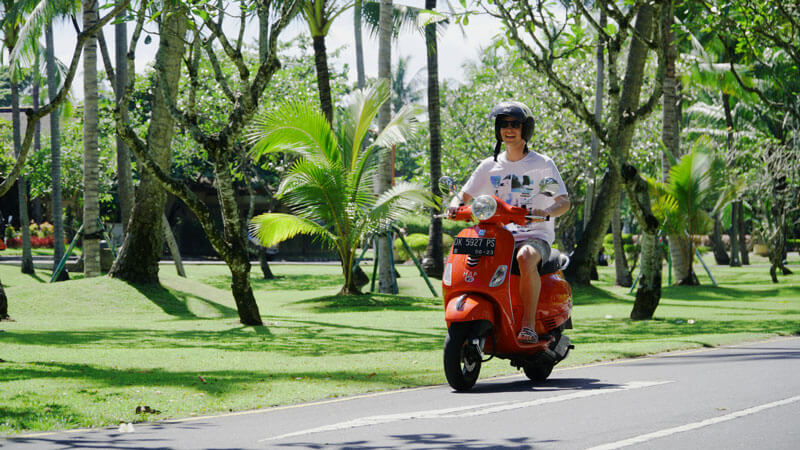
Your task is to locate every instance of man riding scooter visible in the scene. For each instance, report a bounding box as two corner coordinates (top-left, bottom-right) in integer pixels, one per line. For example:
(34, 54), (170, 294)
(447, 101), (570, 344)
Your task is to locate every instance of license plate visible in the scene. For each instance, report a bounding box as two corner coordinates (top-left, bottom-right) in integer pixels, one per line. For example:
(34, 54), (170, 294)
(452, 237), (496, 256)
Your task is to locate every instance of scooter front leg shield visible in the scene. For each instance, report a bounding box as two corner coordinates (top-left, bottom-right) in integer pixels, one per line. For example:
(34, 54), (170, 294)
(445, 294), (495, 325)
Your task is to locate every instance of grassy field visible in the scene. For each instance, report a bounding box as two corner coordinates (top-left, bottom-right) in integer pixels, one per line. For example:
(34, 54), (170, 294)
(1, 254), (799, 435)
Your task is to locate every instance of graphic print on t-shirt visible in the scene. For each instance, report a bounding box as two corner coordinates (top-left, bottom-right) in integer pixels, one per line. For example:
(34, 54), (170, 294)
(490, 173), (537, 208)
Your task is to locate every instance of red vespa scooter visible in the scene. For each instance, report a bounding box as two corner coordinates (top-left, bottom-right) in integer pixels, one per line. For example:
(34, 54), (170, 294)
(440, 177), (573, 391)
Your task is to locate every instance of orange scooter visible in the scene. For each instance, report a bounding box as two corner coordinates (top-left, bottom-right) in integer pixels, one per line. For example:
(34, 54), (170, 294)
(440, 177), (573, 391)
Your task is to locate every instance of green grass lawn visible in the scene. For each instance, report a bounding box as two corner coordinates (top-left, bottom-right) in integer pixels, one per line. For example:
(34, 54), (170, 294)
(1, 255), (799, 434)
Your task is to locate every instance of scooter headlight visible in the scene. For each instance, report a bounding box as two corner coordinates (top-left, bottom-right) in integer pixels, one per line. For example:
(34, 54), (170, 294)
(471, 195), (497, 221)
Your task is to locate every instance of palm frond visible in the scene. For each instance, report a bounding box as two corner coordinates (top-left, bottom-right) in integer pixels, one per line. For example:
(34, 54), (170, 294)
(249, 213), (334, 248)
(8, 0), (80, 69)
(247, 101), (339, 165)
(343, 80), (390, 169)
(367, 180), (437, 230)
(373, 102), (424, 149)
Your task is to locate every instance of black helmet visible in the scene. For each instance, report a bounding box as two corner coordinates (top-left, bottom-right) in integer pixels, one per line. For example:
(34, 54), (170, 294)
(489, 101), (535, 161)
(489, 101), (535, 143)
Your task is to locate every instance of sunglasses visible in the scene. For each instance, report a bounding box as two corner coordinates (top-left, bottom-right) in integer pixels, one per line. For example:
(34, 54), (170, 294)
(498, 119), (523, 129)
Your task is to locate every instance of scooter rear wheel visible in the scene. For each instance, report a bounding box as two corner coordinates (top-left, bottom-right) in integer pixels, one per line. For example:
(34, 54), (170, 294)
(444, 323), (482, 391)
(523, 360), (554, 382)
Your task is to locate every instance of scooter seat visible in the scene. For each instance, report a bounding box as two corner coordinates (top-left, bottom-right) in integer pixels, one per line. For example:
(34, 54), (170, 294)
(539, 249), (569, 276)
(510, 248), (570, 276)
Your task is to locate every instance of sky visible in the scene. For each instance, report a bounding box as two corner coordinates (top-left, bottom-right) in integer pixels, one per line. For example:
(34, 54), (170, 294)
(50, 4), (502, 101)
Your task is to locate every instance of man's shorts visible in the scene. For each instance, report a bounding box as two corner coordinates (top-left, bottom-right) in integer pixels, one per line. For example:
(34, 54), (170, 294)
(510, 237), (551, 275)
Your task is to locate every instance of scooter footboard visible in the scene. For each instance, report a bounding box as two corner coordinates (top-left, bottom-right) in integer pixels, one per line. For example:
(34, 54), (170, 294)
(445, 294), (495, 326)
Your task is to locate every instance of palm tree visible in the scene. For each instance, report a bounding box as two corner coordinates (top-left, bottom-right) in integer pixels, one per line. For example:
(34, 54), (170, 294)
(82, 0), (100, 277)
(375, 0), (394, 293)
(248, 81), (435, 295)
(648, 142), (738, 285)
(8, 0), (81, 280)
(115, 2), (133, 235)
(354, 0), (365, 88)
(1, 0), (35, 275)
(301, 0), (352, 125)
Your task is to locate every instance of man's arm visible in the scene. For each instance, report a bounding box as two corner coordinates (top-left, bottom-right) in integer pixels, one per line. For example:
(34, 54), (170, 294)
(532, 194), (570, 218)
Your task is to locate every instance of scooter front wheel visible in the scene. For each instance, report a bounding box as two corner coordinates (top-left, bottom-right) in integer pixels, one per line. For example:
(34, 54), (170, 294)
(443, 323), (482, 391)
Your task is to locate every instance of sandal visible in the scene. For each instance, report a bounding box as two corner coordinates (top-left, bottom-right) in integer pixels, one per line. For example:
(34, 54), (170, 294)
(517, 327), (538, 344)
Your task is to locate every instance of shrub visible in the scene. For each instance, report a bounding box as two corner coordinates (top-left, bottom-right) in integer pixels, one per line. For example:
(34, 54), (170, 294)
(393, 233), (454, 262)
(4, 225), (16, 239)
(396, 213), (463, 238)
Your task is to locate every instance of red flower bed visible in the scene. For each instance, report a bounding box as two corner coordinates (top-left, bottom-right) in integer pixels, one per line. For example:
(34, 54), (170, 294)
(3, 236), (55, 249)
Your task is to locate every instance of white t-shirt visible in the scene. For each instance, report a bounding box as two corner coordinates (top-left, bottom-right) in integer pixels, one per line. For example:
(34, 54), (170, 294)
(462, 150), (568, 244)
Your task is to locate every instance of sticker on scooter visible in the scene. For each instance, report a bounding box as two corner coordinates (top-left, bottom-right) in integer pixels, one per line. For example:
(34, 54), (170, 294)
(463, 271), (477, 283)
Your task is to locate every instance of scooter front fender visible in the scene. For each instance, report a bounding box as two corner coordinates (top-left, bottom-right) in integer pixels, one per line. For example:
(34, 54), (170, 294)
(445, 294), (495, 326)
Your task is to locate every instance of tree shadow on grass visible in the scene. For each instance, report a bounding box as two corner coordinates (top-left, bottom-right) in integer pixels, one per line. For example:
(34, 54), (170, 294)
(570, 317), (800, 345)
(131, 284), (239, 320)
(0, 315), (441, 357)
(203, 273), (342, 292)
(0, 360), (427, 435)
(293, 293), (441, 313)
(571, 284), (631, 306)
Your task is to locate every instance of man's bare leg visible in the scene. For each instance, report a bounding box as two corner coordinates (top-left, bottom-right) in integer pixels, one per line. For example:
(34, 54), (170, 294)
(517, 244), (542, 343)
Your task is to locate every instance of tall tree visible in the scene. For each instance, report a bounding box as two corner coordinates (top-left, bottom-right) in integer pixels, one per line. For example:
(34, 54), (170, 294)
(485, 1), (665, 316)
(115, 1), (133, 234)
(301, 0), (351, 124)
(660, 0), (691, 285)
(421, 0), (444, 279)
(1, 0), (130, 316)
(45, 21), (66, 279)
(376, 0), (394, 293)
(82, 0), (101, 277)
(354, 0), (366, 88)
(102, 0), (301, 325)
(8, 0), (82, 279)
(107, 0), (185, 284)
(1, 0), (35, 275)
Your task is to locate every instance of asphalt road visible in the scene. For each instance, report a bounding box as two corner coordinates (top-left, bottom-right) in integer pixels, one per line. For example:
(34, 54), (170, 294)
(4, 336), (800, 449)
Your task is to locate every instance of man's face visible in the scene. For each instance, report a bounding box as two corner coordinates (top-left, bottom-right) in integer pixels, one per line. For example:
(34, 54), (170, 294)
(498, 115), (524, 144)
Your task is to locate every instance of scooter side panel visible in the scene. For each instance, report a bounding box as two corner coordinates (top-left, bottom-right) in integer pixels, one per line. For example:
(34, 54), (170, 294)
(444, 295), (494, 324)
(537, 270), (573, 332)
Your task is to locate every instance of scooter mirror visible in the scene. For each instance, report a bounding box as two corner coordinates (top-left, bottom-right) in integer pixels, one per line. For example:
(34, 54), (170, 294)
(438, 176), (457, 195)
(539, 177), (560, 197)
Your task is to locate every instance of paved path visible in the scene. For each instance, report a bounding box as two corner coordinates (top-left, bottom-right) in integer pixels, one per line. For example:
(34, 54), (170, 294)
(4, 337), (800, 449)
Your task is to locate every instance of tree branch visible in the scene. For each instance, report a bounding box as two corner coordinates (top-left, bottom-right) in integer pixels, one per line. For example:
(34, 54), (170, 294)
(0, 0), (131, 197)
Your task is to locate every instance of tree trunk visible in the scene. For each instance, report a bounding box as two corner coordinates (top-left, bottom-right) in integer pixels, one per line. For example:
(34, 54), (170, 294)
(83, 0), (101, 277)
(612, 202), (632, 286)
(109, 5), (185, 284)
(0, 282), (7, 320)
(214, 158), (262, 325)
(10, 77), (34, 275)
(630, 231), (661, 320)
(660, 0), (691, 285)
(422, 0), (443, 279)
(163, 214), (185, 277)
(312, 35), (334, 125)
(710, 213), (730, 264)
(567, 5), (656, 287)
(584, 10), (605, 233)
(722, 92), (741, 268)
(729, 199), (741, 266)
(376, 0), (395, 293)
(229, 258), (261, 325)
(737, 201), (749, 264)
(116, 5), (134, 235)
(354, 0), (366, 89)
(45, 22), (66, 276)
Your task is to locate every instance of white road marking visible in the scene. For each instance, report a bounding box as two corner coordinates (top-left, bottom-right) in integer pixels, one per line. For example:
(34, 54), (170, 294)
(586, 394), (800, 450)
(260, 380), (672, 442)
